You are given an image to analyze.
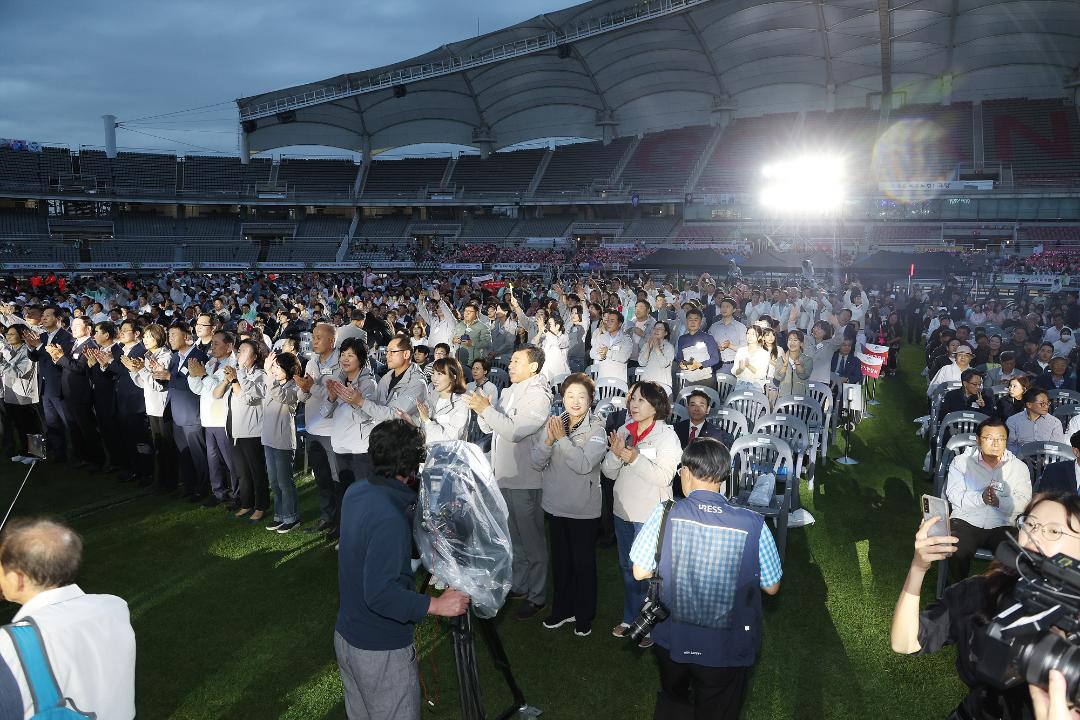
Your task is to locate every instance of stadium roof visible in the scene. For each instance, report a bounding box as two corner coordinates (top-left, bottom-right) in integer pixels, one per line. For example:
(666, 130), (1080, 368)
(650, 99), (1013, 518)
(237, 0), (1080, 155)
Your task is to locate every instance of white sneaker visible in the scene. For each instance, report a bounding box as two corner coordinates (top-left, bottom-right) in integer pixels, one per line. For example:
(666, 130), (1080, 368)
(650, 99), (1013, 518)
(19, 457), (35, 465)
(10, 456), (26, 463)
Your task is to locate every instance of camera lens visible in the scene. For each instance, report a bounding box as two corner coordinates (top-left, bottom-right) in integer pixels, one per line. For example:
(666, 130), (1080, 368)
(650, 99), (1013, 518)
(1022, 634), (1080, 705)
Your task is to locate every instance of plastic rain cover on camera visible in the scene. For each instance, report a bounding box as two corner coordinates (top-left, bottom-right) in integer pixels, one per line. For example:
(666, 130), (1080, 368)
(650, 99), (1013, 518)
(413, 441), (512, 618)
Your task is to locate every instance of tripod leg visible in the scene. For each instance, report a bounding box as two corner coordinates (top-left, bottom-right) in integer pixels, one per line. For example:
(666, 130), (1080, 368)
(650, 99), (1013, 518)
(450, 612), (485, 720)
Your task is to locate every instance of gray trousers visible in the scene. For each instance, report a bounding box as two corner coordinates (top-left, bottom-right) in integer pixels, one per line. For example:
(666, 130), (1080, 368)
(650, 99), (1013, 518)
(334, 632), (420, 720)
(501, 488), (548, 606)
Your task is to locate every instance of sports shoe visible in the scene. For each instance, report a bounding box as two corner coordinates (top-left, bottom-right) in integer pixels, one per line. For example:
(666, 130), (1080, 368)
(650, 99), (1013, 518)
(276, 520), (301, 534)
(19, 457), (35, 465)
(541, 615), (575, 630)
(10, 456), (26, 463)
(611, 623), (630, 638)
(514, 602), (545, 620)
(637, 634), (654, 649)
(265, 520), (286, 531)
(574, 622), (592, 637)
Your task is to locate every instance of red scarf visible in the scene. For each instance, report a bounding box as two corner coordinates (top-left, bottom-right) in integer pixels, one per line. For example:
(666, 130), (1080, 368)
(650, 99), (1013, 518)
(626, 420), (657, 446)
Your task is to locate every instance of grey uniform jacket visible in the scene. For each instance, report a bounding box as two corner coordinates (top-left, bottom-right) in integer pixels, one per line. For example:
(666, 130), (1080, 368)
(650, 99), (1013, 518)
(479, 373), (553, 490)
(531, 415), (607, 519)
(227, 366), (265, 439)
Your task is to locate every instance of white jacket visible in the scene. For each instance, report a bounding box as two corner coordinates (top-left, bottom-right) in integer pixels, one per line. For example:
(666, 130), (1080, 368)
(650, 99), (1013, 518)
(296, 349), (339, 437)
(227, 366), (264, 439)
(602, 419), (681, 523)
(187, 354), (235, 428)
(326, 369), (379, 455)
(420, 390), (470, 443)
(131, 348), (171, 418)
(0, 344), (38, 405)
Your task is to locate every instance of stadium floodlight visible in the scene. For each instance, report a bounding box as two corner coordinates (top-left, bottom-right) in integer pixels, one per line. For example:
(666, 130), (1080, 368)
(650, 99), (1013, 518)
(758, 154), (846, 215)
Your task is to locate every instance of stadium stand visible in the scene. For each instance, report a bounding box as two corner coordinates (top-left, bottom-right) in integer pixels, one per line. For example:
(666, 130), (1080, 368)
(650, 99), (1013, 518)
(876, 102), (974, 179)
(182, 215), (240, 241)
(982, 98), (1080, 185)
(460, 216), (518, 239)
(265, 240), (340, 263)
(77, 149), (114, 189)
(355, 216), (410, 239)
(114, 213), (178, 238)
(0, 209), (48, 237)
(536, 138), (633, 194)
(619, 125), (714, 193)
(180, 155), (246, 194)
(449, 149), (545, 194)
(112, 152), (178, 194)
(243, 157), (273, 188)
(695, 114), (801, 193)
(621, 216), (678, 239)
(296, 214), (351, 239)
(0, 148), (44, 192)
(509, 216), (573, 238)
(277, 158), (359, 195)
(869, 224), (943, 243)
(1021, 225), (1080, 245)
(362, 157), (449, 197)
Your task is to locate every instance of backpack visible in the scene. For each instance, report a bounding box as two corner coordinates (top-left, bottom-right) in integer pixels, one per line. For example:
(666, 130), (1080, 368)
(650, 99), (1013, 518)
(3, 619), (93, 718)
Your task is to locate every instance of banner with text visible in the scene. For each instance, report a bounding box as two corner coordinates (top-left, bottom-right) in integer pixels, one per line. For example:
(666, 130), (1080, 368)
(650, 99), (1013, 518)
(440, 263), (483, 271)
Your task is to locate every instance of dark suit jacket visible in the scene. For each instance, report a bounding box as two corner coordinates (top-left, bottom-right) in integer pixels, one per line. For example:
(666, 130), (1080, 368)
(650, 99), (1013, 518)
(1038, 460), (1079, 494)
(830, 351), (863, 384)
(673, 419), (733, 449)
(167, 345), (208, 427)
(27, 328), (73, 398)
(88, 344), (121, 418)
(938, 387), (994, 423)
(56, 338), (99, 405)
(1036, 371), (1078, 392)
(110, 342), (147, 412)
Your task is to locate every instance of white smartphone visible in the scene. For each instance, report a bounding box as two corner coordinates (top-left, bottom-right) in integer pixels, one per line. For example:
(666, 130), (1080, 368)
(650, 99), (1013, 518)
(921, 495), (951, 539)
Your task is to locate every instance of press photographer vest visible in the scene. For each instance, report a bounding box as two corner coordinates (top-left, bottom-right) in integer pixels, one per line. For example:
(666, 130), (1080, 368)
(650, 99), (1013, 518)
(652, 491), (764, 668)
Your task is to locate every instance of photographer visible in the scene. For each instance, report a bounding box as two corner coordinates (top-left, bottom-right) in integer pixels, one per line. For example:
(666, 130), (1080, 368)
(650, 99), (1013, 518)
(629, 438), (781, 718)
(335, 419), (469, 720)
(890, 491), (1080, 720)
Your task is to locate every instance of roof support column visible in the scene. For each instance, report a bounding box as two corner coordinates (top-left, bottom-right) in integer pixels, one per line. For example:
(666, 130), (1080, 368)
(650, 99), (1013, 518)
(942, 73), (953, 106)
(825, 84), (836, 112)
(877, 0), (894, 119)
(710, 94), (736, 130)
(238, 126), (250, 165)
(360, 135), (372, 166)
(595, 109), (618, 145)
(471, 124), (495, 159)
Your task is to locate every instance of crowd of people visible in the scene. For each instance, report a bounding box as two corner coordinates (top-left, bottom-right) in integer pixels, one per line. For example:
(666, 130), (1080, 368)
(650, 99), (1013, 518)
(0, 265), (1078, 718)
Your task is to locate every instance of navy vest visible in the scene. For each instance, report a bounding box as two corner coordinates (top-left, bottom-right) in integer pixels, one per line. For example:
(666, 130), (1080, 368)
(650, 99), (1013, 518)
(652, 490), (765, 668)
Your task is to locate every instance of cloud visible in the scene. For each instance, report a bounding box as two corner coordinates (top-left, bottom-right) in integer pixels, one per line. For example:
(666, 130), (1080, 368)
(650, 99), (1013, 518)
(3, 0), (565, 154)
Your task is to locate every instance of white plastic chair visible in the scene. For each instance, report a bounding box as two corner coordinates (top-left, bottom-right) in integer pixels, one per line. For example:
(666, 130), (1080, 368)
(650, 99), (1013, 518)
(723, 390), (771, 427)
(594, 378), (628, 403)
(729, 434), (795, 559)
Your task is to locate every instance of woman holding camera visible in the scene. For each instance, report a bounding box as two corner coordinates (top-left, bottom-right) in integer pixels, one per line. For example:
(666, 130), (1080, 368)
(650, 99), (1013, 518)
(602, 381), (682, 648)
(531, 373), (607, 637)
(890, 491), (1080, 719)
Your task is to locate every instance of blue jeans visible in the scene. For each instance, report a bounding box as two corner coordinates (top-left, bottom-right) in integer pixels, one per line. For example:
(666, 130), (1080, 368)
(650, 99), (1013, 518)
(614, 516), (646, 625)
(265, 446), (298, 524)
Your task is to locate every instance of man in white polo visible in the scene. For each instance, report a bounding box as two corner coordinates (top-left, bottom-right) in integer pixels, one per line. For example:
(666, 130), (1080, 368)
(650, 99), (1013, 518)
(0, 518), (135, 719)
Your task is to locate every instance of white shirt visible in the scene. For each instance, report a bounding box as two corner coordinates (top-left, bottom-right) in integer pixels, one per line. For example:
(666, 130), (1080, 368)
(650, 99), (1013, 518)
(0, 585), (135, 720)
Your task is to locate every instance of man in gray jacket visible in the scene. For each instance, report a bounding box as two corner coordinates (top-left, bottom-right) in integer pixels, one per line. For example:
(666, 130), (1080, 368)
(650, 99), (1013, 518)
(348, 336), (428, 431)
(468, 344), (553, 620)
(295, 322), (340, 535)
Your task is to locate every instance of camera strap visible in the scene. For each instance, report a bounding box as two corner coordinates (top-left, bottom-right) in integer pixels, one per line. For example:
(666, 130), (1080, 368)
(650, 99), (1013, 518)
(652, 500), (675, 580)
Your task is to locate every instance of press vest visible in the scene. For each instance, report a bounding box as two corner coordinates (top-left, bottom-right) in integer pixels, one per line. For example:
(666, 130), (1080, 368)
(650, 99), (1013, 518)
(652, 490), (764, 668)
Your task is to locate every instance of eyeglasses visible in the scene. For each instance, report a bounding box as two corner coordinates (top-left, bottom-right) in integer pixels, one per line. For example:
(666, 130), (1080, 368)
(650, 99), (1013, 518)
(1017, 515), (1080, 543)
(977, 435), (1007, 444)
(1029, 400), (1050, 407)
(386, 348), (409, 355)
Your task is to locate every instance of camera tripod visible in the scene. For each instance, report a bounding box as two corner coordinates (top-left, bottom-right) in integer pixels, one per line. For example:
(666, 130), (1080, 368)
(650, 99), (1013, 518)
(447, 608), (541, 720)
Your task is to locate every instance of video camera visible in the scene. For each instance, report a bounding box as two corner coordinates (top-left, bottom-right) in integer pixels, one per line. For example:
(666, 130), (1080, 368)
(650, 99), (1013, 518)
(975, 541), (1080, 703)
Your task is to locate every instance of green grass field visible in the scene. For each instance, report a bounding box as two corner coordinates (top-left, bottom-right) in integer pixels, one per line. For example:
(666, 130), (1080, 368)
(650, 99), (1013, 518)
(0, 345), (966, 719)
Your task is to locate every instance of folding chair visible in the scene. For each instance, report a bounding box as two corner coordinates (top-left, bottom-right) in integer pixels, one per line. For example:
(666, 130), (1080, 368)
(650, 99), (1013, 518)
(595, 378), (628, 403)
(729, 434), (795, 560)
(805, 382), (835, 459)
(549, 373), (569, 397)
(934, 411), (989, 469)
(675, 384), (721, 412)
(1019, 441), (1075, 491)
(723, 390), (771, 427)
(990, 384), (1009, 403)
(772, 397), (825, 466)
(707, 407), (749, 444)
(594, 398), (623, 423)
(754, 413), (815, 494)
(488, 367), (510, 394)
(928, 381), (963, 452)
(1054, 404), (1080, 430)
(715, 372), (737, 403)
(1047, 389), (1080, 413)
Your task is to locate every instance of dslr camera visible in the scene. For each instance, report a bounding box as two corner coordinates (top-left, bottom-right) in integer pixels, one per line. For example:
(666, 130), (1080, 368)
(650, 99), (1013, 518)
(975, 542), (1080, 703)
(628, 578), (670, 643)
